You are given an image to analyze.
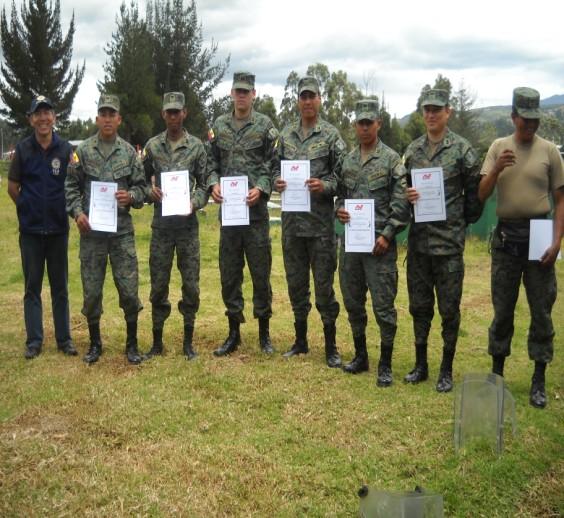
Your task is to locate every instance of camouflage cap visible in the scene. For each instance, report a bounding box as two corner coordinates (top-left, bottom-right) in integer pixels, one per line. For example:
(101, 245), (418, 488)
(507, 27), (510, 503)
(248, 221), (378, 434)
(421, 89), (449, 107)
(27, 95), (54, 115)
(98, 93), (120, 112)
(163, 91), (185, 111)
(298, 76), (320, 96)
(512, 87), (541, 119)
(232, 72), (255, 91)
(355, 99), (379, 121)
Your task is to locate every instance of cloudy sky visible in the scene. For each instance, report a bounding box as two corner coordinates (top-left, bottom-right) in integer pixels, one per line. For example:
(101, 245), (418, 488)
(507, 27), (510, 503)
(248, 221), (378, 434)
(33, 0), (564, 120)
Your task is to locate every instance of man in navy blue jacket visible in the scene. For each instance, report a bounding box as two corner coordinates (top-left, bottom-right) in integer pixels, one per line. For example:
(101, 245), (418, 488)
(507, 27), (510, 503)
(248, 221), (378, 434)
(8, 95), (77, 359)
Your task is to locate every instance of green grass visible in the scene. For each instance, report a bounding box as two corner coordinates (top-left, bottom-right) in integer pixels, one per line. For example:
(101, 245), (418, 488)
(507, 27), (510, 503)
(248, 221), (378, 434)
(0, 162), (562, 516)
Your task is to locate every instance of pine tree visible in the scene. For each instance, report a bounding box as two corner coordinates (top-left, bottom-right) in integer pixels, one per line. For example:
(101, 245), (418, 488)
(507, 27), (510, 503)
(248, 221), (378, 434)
(0, 0), (84, 129)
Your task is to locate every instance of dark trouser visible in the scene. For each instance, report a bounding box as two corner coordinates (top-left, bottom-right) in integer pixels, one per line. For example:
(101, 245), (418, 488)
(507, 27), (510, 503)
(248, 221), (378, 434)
(19, 232), (71, 347)
(488, 247), (556, 363)
(79, 233), (142, 325)
(150, 226), (200, 328)
(407, 250), (464, 352)
(282, 233), (339, 325)
(219, 220), (272, 322)
(339, 241), (398, 344)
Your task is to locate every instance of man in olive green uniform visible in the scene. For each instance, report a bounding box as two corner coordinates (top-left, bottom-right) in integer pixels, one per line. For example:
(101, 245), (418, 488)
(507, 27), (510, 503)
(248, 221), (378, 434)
(142, 92), (208, 360)
(336, 100), (410, 386)
(273, 76), (346, 368)
(65, 94), (147, 365)
(479, 87), (564, 408)
(403, 89), (482, 392)
(207, 72), (278, 356)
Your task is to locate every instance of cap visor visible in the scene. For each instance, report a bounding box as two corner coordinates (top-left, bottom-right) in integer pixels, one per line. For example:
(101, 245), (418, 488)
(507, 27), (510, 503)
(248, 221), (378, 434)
(356, 113), (377, 122)
(232, 82), (252, 91)
(516, 108), (541, 119)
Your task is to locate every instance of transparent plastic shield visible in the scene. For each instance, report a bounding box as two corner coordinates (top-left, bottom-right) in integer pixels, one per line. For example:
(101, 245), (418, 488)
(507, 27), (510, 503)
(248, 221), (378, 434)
(454, 373), (516, 455)
(359, 489), (444, 518)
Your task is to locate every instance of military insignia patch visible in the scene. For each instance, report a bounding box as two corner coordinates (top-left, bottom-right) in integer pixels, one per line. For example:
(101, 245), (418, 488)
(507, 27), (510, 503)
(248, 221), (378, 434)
(71, 152), (80, 165)
(268, 127), (279, 141)
(208, 128), (215, 141)
(51, 157), (61, 175)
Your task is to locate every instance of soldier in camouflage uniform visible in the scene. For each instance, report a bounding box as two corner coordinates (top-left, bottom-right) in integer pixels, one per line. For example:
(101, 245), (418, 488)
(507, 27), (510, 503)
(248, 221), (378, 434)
(336, 100), (410, 386)
(65, 94), (147, 365)
(207, 72), (278, 356)
(273, 76), (346, 368)
(403, 89), (482, 392)
(479, 87), (564, 409)
(142, 92), (209, 361)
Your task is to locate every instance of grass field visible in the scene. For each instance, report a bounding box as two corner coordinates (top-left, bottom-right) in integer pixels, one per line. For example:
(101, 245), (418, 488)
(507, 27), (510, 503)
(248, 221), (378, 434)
(0, 163), (562, 517)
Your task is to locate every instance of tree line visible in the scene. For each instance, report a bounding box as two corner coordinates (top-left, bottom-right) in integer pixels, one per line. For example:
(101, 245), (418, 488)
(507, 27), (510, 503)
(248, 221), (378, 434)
(1, 0), (563, 156)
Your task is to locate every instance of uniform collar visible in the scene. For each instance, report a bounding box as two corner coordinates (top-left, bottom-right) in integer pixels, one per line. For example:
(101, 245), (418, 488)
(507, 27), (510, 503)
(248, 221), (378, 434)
(159, 128), (190, 148)
(355, 139), (382, 161)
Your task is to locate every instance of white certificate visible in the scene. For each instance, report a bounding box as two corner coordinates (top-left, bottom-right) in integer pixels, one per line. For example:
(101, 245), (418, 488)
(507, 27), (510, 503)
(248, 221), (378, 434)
(89, 181), (117, 233)
(281, 160), (310, 212)
(529, 219), (561, 261)
(221, 176), (249, 226)
(411, 167), (447, 222)
(345, 199), (375, 253)
(161, 170), (191, 216)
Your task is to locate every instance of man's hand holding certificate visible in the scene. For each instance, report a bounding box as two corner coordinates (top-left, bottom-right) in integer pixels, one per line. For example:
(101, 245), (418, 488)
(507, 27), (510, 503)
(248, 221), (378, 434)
(161, 170), (191, 216)
(343, 199), (375, 253)
(89, 181), (118, 233)
(220, 176), (249, 226)
(410, 167), (447, 222)
(280, 160), (311, 212)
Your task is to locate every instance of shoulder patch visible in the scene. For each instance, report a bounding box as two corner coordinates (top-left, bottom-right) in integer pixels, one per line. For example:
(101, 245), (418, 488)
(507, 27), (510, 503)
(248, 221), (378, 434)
(335, 139), (346, 152)
(268, 127), (279, 141)
(208, 128), (215, 142)
(71, 151), (80, 165)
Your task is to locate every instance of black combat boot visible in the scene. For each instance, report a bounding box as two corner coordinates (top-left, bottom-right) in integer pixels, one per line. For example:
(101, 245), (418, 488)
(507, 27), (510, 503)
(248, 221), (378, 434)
(258, 318), (274, 354)
(492, 355), (505, 377)
(323, 322), (342, 368)
(84, 323), (102, 364)
(143, 327), (164, 360)
(377, 344), (393, 387)
(283, 321), (309, 358)
(183, 324), (197, 360)
(404, 343), (429, 383)
(343, 334), (369, 374)
(529, 361), (547, 409)
(436, 349), (455, 393)
(125, 320), (143, 365)
(213, 317), (240, 356)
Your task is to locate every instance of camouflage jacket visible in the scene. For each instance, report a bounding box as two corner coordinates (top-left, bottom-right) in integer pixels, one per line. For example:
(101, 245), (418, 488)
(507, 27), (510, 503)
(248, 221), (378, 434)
(65, 133), (147, 236)
(404, 128), (482, 255)
(207, 110), (278, 222)
(144, 129), (208, 229)
(336, 139), (410, 242)
(273, 118), (346, 237)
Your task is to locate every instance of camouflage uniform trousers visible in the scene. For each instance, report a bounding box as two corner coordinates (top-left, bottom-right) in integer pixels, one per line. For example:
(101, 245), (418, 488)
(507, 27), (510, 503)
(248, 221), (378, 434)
(79, 232), (142, 325)
(282, 233), (340, 325)
(488, 246), (556, 363)
(219, 219), (272, 322)
(339, 241), (398, 345)
(150, 226), (200, 329)
(407, 250), (464, 352)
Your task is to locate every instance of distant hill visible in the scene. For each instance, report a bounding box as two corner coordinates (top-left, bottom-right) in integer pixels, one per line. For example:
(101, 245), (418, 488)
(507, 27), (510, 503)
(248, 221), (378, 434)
(398, 95), (564, 127)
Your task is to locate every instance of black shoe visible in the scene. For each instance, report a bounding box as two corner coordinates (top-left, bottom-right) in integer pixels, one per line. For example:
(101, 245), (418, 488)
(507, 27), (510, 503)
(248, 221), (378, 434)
(404, 363), (429, 384)
(377, 365), (393, 387)
(258, 318), (275, 354)
(214, 318), (240, 357)
(436, 370), (453, 393)
(144, 328), (163, 360)
(343, 355), (369, 374)
(183, 325), (197, 360)
(57, 340), (78, 356)
(529, 380), (547, 409)
(323, 323), (342, 368)
(125, 321), (143, 365)
(283, 321), (308, 358)
(24, 344), (41, 360)
(343, 334), (369, 374)
(83, 341), (102, 364)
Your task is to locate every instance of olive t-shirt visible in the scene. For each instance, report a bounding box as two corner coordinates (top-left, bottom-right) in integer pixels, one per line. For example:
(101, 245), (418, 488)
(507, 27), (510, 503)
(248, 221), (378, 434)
(481, 134), (564, 218)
